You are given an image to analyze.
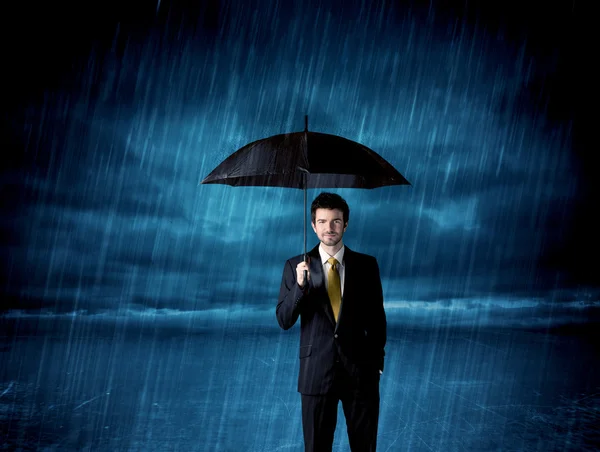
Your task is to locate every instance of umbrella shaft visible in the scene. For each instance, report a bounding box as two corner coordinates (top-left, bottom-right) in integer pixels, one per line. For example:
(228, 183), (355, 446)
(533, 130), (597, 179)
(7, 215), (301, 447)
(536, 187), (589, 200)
(304, 174), (308, 284)
(302, 172), (307, 285)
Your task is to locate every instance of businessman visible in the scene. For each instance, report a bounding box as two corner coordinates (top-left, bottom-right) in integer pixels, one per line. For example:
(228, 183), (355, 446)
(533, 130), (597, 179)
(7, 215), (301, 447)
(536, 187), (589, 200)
(276, 192), (386, 452)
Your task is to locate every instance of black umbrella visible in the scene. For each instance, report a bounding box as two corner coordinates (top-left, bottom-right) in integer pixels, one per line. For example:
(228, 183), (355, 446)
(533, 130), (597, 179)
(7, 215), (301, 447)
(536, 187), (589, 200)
(201, 116), (410, 279)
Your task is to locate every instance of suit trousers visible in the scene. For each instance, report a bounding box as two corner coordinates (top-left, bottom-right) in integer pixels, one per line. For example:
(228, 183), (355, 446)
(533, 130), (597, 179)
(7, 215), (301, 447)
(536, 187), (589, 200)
(301, 361), (380, 452)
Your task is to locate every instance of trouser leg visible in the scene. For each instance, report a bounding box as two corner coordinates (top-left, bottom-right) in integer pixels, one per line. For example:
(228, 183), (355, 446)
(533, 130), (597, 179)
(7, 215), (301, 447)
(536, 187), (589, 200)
(341, 379), (380, 451)
(301, 392), (339, 452)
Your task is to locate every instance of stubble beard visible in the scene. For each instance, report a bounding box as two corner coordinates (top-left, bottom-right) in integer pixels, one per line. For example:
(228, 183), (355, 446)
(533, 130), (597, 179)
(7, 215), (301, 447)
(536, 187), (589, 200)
(321, 234), (341, 247)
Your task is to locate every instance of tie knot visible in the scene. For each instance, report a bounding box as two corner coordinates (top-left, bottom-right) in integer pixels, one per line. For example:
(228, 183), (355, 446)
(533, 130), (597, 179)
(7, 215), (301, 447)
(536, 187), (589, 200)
(327, 257), (339, 270)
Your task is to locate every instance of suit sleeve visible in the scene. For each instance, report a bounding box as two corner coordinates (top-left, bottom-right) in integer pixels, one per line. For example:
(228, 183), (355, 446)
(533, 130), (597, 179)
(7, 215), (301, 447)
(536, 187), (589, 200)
(369, 257), (386, 372)
(276, 259), (309, 330)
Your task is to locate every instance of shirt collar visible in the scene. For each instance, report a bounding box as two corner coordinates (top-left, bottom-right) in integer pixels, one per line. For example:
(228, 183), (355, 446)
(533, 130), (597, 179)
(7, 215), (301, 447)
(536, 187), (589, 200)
(318, 243), (345, 266)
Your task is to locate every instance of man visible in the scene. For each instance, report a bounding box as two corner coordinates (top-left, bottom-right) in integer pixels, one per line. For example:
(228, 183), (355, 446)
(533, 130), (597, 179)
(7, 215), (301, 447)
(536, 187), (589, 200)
(276, 192), (386, 452)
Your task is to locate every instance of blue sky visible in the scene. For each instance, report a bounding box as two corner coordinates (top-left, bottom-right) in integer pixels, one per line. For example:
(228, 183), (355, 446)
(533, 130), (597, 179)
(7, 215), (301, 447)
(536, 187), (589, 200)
(1, 0), (597, 326)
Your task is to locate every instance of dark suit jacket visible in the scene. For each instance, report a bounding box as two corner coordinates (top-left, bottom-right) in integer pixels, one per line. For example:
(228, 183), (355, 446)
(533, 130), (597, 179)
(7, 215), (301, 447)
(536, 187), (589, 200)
(276, 244), (386, 395)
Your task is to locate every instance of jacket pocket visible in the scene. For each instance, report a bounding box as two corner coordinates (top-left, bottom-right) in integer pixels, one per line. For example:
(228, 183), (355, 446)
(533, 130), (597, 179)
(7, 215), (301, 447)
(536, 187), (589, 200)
(299, 345), (312, 359)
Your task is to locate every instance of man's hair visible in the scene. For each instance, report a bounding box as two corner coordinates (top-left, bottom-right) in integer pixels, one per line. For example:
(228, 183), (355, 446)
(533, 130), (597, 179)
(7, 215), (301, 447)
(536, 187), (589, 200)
(310, 192), (350, 225)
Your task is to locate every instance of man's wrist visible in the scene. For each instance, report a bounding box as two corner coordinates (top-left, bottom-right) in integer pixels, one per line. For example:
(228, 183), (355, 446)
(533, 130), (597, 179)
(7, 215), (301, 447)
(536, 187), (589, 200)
(298, 281), (309, 292)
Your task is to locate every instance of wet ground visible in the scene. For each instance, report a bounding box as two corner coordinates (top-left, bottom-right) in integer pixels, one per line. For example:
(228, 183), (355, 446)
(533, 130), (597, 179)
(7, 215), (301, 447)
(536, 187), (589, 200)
(1, 316), (598, 451)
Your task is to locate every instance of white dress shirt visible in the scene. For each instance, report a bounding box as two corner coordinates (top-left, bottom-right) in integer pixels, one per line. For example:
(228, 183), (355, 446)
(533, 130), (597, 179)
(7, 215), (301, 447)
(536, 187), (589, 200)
(318, 243), (345, 297)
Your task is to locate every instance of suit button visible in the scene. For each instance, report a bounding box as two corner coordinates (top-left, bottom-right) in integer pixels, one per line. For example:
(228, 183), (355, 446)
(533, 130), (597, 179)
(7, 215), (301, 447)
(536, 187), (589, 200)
(334, 334), (338, 339)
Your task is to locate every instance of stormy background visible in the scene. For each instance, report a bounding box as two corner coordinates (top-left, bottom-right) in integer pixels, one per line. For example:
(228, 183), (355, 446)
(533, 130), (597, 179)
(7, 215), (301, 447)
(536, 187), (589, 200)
(1, 0), (597, 450)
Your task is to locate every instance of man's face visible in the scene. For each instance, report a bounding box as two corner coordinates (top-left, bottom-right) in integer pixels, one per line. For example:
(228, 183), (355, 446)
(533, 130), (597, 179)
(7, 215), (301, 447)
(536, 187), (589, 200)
(311, 208), (347, 247)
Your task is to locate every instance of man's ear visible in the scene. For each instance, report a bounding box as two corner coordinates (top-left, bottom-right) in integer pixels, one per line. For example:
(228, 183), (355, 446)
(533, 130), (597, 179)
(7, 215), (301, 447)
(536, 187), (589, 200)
(344, 222), (348, 232)
(311, 222), (317, 233)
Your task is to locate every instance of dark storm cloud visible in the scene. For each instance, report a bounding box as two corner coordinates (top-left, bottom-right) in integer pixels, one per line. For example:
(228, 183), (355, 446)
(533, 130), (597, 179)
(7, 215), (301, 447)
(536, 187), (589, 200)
(1, 0), (591, 322)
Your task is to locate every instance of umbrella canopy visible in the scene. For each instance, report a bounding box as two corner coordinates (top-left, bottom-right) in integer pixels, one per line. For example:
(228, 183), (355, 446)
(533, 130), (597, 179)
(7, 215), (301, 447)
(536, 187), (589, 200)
(201, 116), (410, 267)
(202, 126), (410, 189)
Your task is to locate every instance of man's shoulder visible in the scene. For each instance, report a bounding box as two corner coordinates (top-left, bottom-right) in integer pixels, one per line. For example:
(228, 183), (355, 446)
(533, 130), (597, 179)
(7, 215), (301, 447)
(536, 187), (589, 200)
(282, 245), (320, 267)
(281, 246), (378, 266)
(346, 247), (378, 264)
(285, 253), (306, 265)
(282, 252), (316, 268)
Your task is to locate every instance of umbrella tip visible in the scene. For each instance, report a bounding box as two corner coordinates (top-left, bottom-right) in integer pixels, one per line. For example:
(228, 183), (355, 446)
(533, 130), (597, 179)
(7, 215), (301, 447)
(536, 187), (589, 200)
(305, 115), (308, 132)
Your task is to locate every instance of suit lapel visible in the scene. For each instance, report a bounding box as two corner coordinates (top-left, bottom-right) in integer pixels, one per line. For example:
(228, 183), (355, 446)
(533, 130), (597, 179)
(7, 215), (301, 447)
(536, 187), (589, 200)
(308, 245), (323, 290)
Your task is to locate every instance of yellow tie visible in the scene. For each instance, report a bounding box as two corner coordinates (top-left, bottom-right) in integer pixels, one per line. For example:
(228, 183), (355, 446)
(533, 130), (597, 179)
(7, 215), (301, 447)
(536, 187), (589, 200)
(327, 257), (341, 322)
